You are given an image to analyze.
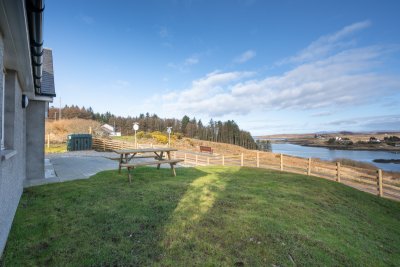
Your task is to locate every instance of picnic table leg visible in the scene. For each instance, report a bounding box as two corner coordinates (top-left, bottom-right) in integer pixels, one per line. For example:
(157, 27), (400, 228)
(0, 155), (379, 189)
(170, 163), (176, 176)
(118, 154), (123, 173)
(127, 167), (134, 183)
(157, 152), (164, 169)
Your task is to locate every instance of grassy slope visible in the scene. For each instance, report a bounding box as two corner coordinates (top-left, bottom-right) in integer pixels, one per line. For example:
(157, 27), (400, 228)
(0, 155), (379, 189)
(44, 143), (67, 154)
(2, 167), (400, 266)
(45, 119), (101, 143)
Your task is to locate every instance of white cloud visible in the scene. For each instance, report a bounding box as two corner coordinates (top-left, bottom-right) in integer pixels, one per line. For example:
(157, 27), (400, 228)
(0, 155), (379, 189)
(162, 71), (255, 114)
(234, 50), (256, 63)
(280, 20), (371, 64)
(168, 54), (200, 72)
(158, 22), (400, 118)
(184, 56), (199, 66)
(311, 111), (333, 117)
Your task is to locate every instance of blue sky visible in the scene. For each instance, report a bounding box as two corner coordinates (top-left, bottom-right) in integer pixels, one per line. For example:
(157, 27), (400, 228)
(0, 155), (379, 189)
(45, 0), (400, 135)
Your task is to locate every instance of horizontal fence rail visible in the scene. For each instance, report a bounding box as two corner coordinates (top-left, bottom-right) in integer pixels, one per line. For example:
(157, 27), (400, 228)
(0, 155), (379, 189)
(93, 138), (400, 201)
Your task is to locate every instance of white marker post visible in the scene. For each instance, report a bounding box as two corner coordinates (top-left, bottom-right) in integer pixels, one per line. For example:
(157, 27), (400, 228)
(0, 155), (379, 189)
(167, 127), (172, 147)
(133, 122), (139, 148)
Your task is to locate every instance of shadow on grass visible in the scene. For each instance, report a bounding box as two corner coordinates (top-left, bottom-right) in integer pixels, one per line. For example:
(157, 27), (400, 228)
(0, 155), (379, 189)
(2, 166), (400, 266)
(1, 167), (208, 266)
(163, 167), (400, 266)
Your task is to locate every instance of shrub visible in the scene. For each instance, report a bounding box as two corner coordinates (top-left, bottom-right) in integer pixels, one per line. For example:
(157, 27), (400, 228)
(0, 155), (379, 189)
(151, 131), (168, 144)
(174, 133), (183, 139)
(327, 138), (336, 144)
(136, 131), (145, 139)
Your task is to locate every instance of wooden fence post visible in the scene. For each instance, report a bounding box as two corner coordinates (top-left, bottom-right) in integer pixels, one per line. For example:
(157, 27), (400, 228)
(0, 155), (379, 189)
(307, 158), (311, 175)
(256, 152), (260, 168)
(377, 169), (383, 197)
(184, 153), (187, 164)
(336, 162), (341, 182)
(103, 141), (106, 151)
(222, 155), (225, 166)
(47, 134), (50, 148)
(280, 154), (283, 171)
(196, 155), (198, 166)
(241, 153), (244, 166)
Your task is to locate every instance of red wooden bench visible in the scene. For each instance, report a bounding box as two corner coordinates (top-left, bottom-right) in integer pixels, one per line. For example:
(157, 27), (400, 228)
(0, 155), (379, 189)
(200, 145), (213, 154)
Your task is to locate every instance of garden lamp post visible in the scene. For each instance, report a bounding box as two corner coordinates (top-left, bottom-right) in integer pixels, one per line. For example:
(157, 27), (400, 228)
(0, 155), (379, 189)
(167, 127), (172, 147)
(133, 122), (139, 148)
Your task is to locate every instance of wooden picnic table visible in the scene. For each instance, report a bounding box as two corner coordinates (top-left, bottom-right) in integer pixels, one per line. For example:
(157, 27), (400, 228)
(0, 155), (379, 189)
(113, 148), (182, 183)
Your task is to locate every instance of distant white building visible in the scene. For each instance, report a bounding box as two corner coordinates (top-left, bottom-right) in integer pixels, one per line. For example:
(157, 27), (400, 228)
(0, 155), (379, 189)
(101, 123), (121, 136)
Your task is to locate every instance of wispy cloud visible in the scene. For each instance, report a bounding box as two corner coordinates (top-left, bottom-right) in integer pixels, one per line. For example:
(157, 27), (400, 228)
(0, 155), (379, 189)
(234, 50), (256, 63)
(311, 111), (333, 117)
(279, 20), (371, 65)
(184, 55), (199, 66)
(115, 80), (130, 87)
(327, 115), (400, 131)
(157, 26), (174, 48)
(109, 80), (131, 91)
(168, 54), (200, 72)
(78, 14), (95, 25)
(158, 21), (400, 117)
(159, 26), (170, 38)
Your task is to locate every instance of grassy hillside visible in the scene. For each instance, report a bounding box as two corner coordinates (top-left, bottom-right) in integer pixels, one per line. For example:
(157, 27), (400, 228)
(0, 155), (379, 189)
(45, 119), (101, 143)
(111, 134), (253, 155)
(2, 167), (399, 266)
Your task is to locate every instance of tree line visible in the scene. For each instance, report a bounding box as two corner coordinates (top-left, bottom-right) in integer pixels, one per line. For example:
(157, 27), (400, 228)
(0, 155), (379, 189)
(48, 105), (258, 150)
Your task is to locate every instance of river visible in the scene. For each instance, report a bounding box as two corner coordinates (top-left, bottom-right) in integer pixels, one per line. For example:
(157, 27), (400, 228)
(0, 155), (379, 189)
(271, 143), (400, 172)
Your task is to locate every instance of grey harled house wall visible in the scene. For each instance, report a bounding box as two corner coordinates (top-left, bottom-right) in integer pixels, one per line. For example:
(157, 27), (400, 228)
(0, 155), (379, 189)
(26, 100), (46, 181)
(0, 60), (27, 254)
(0, 0), (55, 255)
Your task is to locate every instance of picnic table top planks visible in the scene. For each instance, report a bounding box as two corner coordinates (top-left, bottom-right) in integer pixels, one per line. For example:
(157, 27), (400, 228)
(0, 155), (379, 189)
(113, 148), (178, 154)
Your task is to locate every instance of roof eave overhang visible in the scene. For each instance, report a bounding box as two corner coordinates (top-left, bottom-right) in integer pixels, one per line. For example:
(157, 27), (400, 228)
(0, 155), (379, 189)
(0, 0), (35, 96)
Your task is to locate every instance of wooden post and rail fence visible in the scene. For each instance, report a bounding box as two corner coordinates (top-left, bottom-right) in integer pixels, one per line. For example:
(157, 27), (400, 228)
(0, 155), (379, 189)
(92, 137), (400, 201)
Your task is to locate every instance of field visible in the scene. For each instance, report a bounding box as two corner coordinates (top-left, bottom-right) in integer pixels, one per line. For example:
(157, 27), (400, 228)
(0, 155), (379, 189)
(2, 167), (400, 266)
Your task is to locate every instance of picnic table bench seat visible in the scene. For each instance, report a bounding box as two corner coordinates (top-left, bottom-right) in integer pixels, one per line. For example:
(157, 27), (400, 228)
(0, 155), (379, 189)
(121, 159), (183, 183)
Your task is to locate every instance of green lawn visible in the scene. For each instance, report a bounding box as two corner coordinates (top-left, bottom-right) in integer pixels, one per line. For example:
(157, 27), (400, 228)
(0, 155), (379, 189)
(2, 166), (400, 266)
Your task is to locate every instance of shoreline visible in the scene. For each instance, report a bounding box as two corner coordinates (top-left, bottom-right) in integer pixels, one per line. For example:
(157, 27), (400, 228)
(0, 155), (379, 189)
(276, 140), (400, 153)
